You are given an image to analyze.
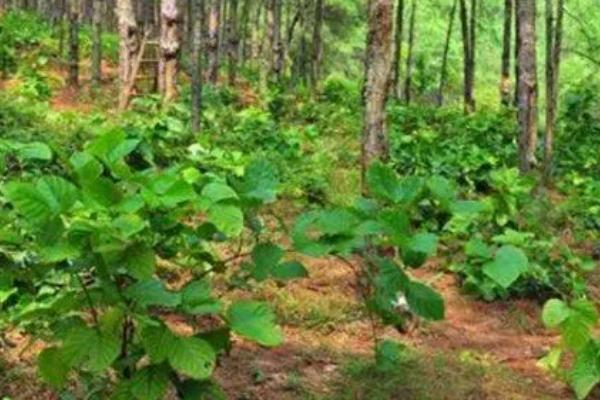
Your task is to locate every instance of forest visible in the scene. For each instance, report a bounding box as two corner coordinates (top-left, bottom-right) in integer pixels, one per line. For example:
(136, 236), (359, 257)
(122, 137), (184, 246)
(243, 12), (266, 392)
(0, 0), (599, 399)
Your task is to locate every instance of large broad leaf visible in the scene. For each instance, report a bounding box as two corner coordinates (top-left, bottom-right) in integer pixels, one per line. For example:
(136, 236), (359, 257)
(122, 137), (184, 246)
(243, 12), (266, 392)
(125, 279), (181, 308)
(142, 326), (178, 363)
(201, 182), (238, 204)
(238, 159), (279, 203)
(426, 176), (456, 209)
(227, 301), (283, 347)
(38, 347), (70, 388)
(570, 342), (600, 400)
(179, 380), (227, 400)
(542, 299), (571, 328)
(4, 176), (78, 225)
(483, 245), (528, 289)
(207, 203), (244, 237)
(401, 232), (438, 268)
(130, 365), (170, 400)
(15, 142), (52, 161)
(272, 261), (308, 281)
(122, 244), (156, 280)
(169, 336), (217, 380)
(366, 162), (402, 203)
(405, 281), (445, 320)
(61, 326), (120, 372)
(181, 279), (221, 315)
(252, 242), (285, 281)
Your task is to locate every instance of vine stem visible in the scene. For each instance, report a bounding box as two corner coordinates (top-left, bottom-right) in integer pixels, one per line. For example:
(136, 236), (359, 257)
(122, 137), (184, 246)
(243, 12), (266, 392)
(74, 272), (99, 326)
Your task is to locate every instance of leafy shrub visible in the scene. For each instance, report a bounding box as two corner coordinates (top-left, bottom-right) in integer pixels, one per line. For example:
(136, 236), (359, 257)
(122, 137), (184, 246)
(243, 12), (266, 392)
(0, 131), (307, 398)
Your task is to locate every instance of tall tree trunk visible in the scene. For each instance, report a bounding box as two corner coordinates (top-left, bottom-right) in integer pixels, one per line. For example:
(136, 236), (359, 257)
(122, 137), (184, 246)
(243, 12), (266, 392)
(227, 0), (239, 86)
(310, 0), (324, 92)
(514, 1), (520, 106)
(437, 0), (457, 106)
(191, 0), (204, 132)
(67, 0), (80, 87)
(270, 0), (283, 80)
(91, 0), (103, 85)
(517, 0), (538, 173)
(158, 0), (181, 102)
(207, 0), (220, 83)
(543, 0), (564, 181)
(117, 0), (138, 109)
(391, 0), (404, 99)
(403, 0), (416, 104)
(500, 0), (512, 105)
(361, 0), (394, 181)
(458, 0), (476, 113)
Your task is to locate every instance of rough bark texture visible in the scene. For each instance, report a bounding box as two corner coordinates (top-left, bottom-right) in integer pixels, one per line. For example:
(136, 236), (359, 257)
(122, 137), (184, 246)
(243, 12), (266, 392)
(500, 0), (512, 105)
(191, 0), (204, 132)
(207, 0), (221, 84)
(543, 0), (564, 181)
(362, 0), (394, 181)
(117, 0), (138, 109)
(311, 0), (324, 91)
(437, 0), (457, 106)
(517, 0), (538, 173)
(227, 0), (239, 86)
(391, 0), (404, 99)
(159, 0), (181, 102)
(270, 0), (284, 80)
(403, 0), (416, 104)
(67, 0), (80, 87)
(91, 0), (103, 85)
(458, 0), (476, 113)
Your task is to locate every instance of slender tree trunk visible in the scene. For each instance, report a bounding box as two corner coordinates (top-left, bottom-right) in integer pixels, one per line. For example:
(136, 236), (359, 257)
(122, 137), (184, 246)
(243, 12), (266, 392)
(227, 0), (239, 86)
(391, 0), (404, 99)
(117, 0), (138, 109)
(271, 0), (283, 80)
(310, 0), (324, 92)
(191, 0), (204, 132)
(158, 0), (181, 102)
(362, 0), (394, 181)
(517, 0), (538, 173)
(543, 0), (564, 181)
(207, 0), (220, 83)
(500, 0), (512, 105)
(514, 1), (520, 106)
(67, 0), (80, 87)
(458, 0), (475, 113)
(403, 0), (416, 104)
(437, 0), (457, 106)
(91, 0), (103, 85)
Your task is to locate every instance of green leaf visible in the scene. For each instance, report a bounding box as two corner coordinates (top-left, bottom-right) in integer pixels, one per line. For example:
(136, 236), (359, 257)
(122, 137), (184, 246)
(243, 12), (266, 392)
(113, 214), (146, 238)
(251, 242), (284, 281)
(122, 244), (156, 280)
(179, 380), (227, 400)
(405, 281), (445, 320)
(483, 245), (528, 289)
(16, 142), (52, 160)
(542, 299), (570, 328)
(70, 151), (103, 181)
(201, 182), (238, 203)
(142, 326), (176, 363)
(131, 365), (170, 400)
(465, 238), (493, 259)
(62, 326), (120, 372)
(272, 261), (308, 281)
(571, 342), (600, 399)
(228, 301), (283, 347)
(207, 204), (244, 237)
(402, 233), (438, 268)
(427, 176), (456, 208)
(375, 340), (409, 371)
(366, 162), (402, 203)
(181, 279), (221, 315)
(169, 336), (216, 380)
(238, 159), (279, 203)
(38, 347), (69, 388)
(125, 280), (181, 308)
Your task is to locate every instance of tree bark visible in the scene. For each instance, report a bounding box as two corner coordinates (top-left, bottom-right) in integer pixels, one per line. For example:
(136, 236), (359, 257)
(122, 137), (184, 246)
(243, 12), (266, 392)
(543, 0), (564, 181)
(67, 0), (80, 87)
(191, 0), (204, 132)
(403, 0), (416, 104)
(310, 0), (324, 92)
(158, 0), (181, 102)
(227, 0), (239, 86)
(117, 0), (138, 109)
(517, 0), (538, 173)
(437, 0), (457, 106)
(207, 0), (220, 84)
(91, 0), (103, 85)
(269, 0), (283, 80)
(391, 0), (404, 99)
(500, 0), (512, 106)
(362, 0), (394, 181)
(458, 0), (476, 113)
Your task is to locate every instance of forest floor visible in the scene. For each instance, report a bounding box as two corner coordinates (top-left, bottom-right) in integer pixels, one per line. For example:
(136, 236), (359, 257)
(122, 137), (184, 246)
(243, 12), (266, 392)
(0, 67), (582, 400)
